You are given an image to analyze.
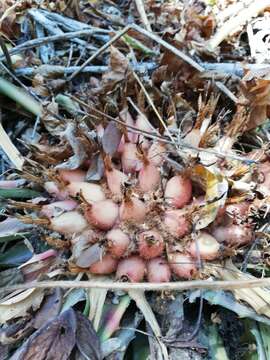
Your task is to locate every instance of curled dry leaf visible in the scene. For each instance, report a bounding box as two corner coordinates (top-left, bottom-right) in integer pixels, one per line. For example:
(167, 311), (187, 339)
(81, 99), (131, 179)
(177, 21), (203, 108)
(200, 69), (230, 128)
(10, 308), (77, 360)
(101, 46), (130, 92)
(42, 101), (65, 136)
(86, 153), (104, 181)
(10, 309), (101, 360)
(102, 121), (122, 156)
(75, 311), (102, 360)
(33, 289), (63, 329)
(55, 123), (87, 170)
(75, 243), (103, 268)
(240, 74), (270, 131)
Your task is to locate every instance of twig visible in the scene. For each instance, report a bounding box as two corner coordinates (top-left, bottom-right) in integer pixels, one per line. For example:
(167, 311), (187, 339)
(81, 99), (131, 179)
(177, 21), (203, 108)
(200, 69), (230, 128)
(0, 36), (13, 71)
(215, 0), (254, 23)
(14, 63), (157, 77)
(67, 25), (131, 81)
(131, 24), (203, 72)
(0, 29), (110, 63)
(35, 22), (54, 64)
(134, 0), (152, 31)
(67, 24), (239, 103)
(0, 122), (24, 170)
(2, 278), (270, 293)
(201, 62), (270, 77)
(28, 9), (97, 51)
(208, 0), (270, 50)
(132, 70), (176, 145)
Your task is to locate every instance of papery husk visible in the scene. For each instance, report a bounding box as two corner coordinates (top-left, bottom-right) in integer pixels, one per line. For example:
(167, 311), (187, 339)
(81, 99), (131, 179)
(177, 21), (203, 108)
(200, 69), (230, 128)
(212, 259), (270, 318)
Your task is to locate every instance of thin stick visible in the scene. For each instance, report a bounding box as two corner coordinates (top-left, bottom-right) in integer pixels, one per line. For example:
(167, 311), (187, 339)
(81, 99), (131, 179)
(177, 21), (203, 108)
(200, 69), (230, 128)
(134, 0), (152, 31)
(131, 24), (203, 72)
(208, 0), (270, 50)
(14, 63), (156, 77)
(132, 70), (176, 145)
(0, 29), (110, 63)
(0, 36), (13, 71)
(0, 122), (24, 170)
(131, 25), (239, 102)
(2, 278), (270, 293)
(67, 25), (131, 81)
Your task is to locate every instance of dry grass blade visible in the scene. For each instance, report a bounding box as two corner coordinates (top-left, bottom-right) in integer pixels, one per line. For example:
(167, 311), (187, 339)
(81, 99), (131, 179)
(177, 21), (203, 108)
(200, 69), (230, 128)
(0, 122), (24, 170)
(128, 289), (169, 360)
(0, 77), (42, 116)
(134, 0), (152, 31)
(87, 275), (109, 331)
(208, 0), (270, 50)
(215, 260), (270, 318)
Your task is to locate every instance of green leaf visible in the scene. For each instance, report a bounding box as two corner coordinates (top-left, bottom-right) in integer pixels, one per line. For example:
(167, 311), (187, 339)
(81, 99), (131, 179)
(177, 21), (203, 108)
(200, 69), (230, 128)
(0, 242), (32, 268)
(0, 77), (42, 116)
(123, 35), (157, 56)
(99, 295), (131, 342)
(0, 188), (41, 199)
(0, 232), (31, 243)
(208, 324), (229, 360)
(55, 94), (81, 115)
(259, 323), (270, 360)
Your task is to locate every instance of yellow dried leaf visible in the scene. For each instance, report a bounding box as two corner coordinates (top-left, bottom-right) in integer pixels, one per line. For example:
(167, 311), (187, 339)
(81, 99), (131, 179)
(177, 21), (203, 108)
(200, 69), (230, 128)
(192, 164), (228, 230)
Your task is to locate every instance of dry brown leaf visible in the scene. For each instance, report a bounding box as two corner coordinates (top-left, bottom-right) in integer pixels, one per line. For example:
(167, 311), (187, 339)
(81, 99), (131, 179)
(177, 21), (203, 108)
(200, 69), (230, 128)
(0, 288), (45, 324)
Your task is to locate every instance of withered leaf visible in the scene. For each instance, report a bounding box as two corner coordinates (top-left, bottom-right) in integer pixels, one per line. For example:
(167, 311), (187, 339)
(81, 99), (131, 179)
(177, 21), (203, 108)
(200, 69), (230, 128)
(0, 218), (32, 238)
(102, 122), (122, 155)
(0, 268), (24, 289)
(75, 243), (103, 268)
(86, 153), (104, 181)
(0, 318), (33, 345)
(42, 101), (65, 136)
(33, 289), (62, 329)
(10, 309), (77, 360)
(75, 312), (101, 360)
(0, 289), (45, 324)
(110, 46), (129, 73)
(55, 123), (87, 170)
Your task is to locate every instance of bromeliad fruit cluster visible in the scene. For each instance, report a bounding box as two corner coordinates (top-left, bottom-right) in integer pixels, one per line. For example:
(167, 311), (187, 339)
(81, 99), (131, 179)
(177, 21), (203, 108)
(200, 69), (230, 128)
(23, 108), (264, 284)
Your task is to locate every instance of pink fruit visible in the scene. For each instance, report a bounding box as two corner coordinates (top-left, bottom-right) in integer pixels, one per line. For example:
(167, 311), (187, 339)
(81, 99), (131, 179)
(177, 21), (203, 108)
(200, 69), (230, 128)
(44, 181), (68, 200)
(121, 143), (142, 174)
(50, 211), (88, 235)
(106, 228), (130, 258)
(147, 258), (171, 282)
(41, 199), (78, 218)
(189, 232), (220, 260)
(119, 197), (147, 223)
(58, 169), (86, 183)
(164, 175), (192, 208)
(169, 253), (197, 279)
(164, 209), (190, 237)
(211, 225), (253, 246)
(67, 182), (105, 204)
(147, 142), (166, 166)
(138, 163), (160, 192)
(106, 167), (128, 196)
(85, 200), (119, 230)
(116, 256), (146, 282)
(89, 254), (118, 274)
(138, 230), (164, 259)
